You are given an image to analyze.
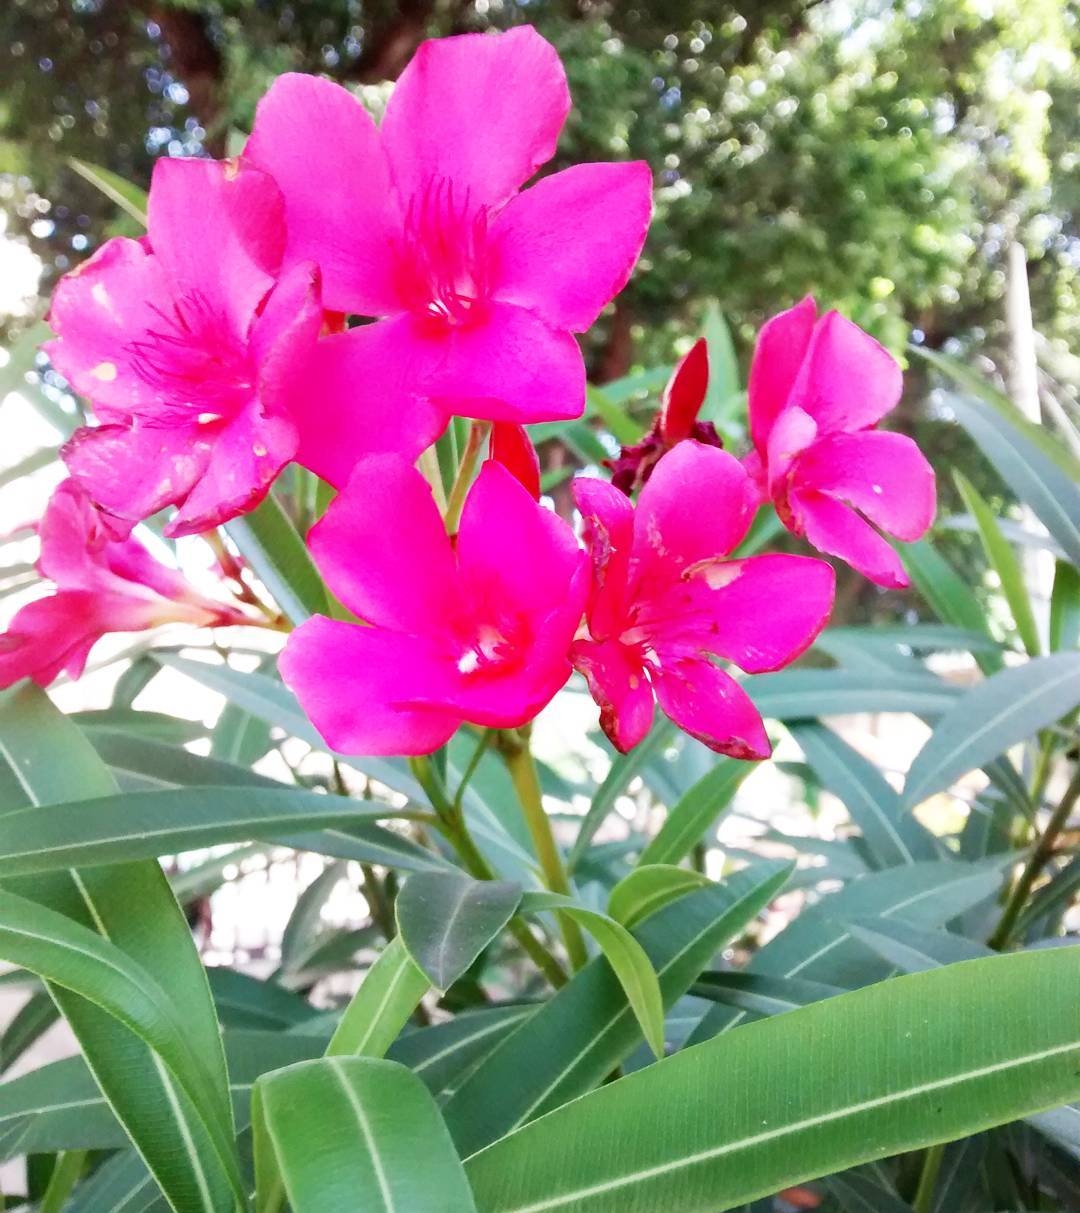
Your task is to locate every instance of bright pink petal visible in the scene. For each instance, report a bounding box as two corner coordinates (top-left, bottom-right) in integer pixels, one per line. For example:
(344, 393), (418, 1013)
(572, 637), (655, 753)
(790, 487), (910, 589)
(650, 553), (834, 673)
(0, 592), (109, 687)
(490, 423), (541, 500)
(371, 303), (585, 424)
(381, 26), (569, 210)
(794, 430), (936, 542)
(165, 402), (297, 538)
(651, 657), (770, 760)
(307, 455), (460, 635)
(660, 338), (709, 444)
(279, 617), (460, 756)
(788, 309), (903, 434)
(35, 480), (109, 589)
(572, 474), (634, 642)
(292, 323), (447, 490)
(747, 295), (816, 452)
(62, 422), (211, 538)
(765, 405), (818, 503)
(147, 157), (282, 334)
(488, 161), (652, 331)
(44, 238), (173, 419)
(632, 443), (755, 581)
(244, 74), (404, 315)
(457, 461), (584, 617)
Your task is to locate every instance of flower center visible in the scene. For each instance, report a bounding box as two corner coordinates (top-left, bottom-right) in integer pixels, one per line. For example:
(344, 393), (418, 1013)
(396, 176), (490, 327)
(126, 291), (254, 424)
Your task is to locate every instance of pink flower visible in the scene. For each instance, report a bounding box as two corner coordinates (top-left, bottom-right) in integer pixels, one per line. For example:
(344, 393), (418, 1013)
(243, 26), (653, 464)
(746, 297), (936, 588)
(0, 482), (252, 688)
(572, 442), (834, 757)
(48, 157), (323, 538)
(606, 337), (722, 494)
(280, 456), (588, 756)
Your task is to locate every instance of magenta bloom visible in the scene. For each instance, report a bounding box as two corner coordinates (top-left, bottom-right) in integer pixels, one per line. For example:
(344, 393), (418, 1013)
(572, 443), (834, 757)
(243, 26), (652, 462)
(48, 157), (322, 538)
(280, 457), (588, 756)
(0, 482), (251, 688)
(746, 297), (936, 588)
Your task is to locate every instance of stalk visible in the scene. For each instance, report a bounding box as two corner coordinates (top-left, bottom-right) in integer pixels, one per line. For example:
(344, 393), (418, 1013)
(443, 419), (491, 534)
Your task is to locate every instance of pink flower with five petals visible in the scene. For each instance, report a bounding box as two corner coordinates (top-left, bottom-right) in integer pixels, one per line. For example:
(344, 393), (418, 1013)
(48, 157), (323, 538)
(243, 26), (653, 487)
(0, 481), (253, 689)
(280, 456), (588, 756)
(745, 296), (936, 588)
(572, 442), (835, 757)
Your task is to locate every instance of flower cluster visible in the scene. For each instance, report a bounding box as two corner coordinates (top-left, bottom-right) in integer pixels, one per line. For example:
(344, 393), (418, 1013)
(3, 26), (934, 759)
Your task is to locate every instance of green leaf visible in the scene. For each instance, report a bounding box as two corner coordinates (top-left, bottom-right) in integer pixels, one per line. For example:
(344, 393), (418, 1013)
(443, 864), (792, 1155)
(569, 720), (676, 869)
(948, 393), (1080, 567)
(0, 320), (52, 402)
(279, 862), (347, 975)
(68, 157), (148, 225)
(387, 1006), (531, 1098)
(254, 1057), (478, 1213)
(1050, 559), (1080, 653)
(846, 918), (989, 973)
(0, 784), (418, 876)
(824, 1167), (913, 1213)
(901, 539), (1003, 674)
(902, 653), (1080, 809)
(745, 668), (959, 720)
(607, 865), (711, 929)
(71, 708), (205, 746)
(586, 384), (641, 446)
(0, 889), (244, 1206)
(396, 872), (522, 992)
(699, 302), (740, 424)
(789, 722), (939, 867)
(39, 1149), (88, 1213)
(520, 891), (665, 1059)
(225, 489), (329, 623)
(690, 971), (846, 1017)
(954, 471), (1041, 656)
(466, 947), (1080, 1213)
(0, 445), (56, 491)
(638, 758), (750, 867)
(0, 988), (58, 1074)
(326, 937), (429, 1059)
(0, 685), (237, 1213)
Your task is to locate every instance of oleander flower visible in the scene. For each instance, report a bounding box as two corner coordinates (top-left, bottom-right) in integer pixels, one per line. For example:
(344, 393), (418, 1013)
(280, 455), (588, 755)
(49, 157), (322, 538)
(572, 442), (835, 756)
(0, 481), (252, 688)
(745, 297), (936, 588)
(243, 25), (653, 462)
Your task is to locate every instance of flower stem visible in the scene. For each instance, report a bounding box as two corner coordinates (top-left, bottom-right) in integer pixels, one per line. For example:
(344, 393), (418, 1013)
(497, 729), (589, 971)
(444, 420), (492, 534)
(989, 763), (1080, 951)
(913, 1142), (945, 1213)
(417, 445), (448, 514)
(408, 754), (569, 988)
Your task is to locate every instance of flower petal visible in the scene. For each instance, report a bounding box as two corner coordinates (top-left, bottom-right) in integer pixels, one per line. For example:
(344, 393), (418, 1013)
(279, 617), (460, 756)
(166, 403), (297, 538)
(292, 322), (447, 490)
(788, 309), (903, 434)
(147, 157), (282, 334)
(307, 454), (460, 635)
(572, 637), (655, 753)
(373, 303), (585, 424)
(62, 421), (211, 539)
(489, 161), (652, 331)
(632, 442), (755, 581)
(660, 337), (709, 444)
(44, 238), (173, 419)
(572, 474), (634, 642)
(651, 657), (770, 760)
(794, 430), (936, 543)
(244, 73), (404, 315)
(381, 26), (569, 210)
(790, 486), (910, 589)
(747, 295), (816, 452)
(0, 592), (111, 688)
(490, 422), (541, 499)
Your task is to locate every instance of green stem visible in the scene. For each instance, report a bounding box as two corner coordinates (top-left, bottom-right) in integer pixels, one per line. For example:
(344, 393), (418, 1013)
(444, 420), (491, 534)
(454, 728), (495, 814)
(913, 1142), (945, 1213)
(408, 755), (569, 989)
(498, 730), (589, 970)
(989, 764), (1080, 951)
(417, 445), (448, 514)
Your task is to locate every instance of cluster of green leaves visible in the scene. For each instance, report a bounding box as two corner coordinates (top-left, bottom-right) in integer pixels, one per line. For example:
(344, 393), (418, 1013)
(0, 322), (1078, 1211)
